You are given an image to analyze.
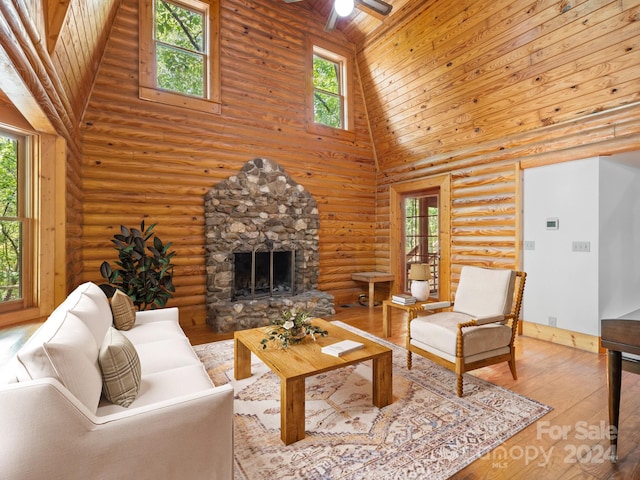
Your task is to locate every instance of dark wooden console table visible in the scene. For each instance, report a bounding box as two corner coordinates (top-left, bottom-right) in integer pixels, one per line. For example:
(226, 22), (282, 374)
(601, 308), (640, 463)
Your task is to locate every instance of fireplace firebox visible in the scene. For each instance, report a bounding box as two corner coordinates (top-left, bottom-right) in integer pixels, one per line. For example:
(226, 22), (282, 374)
(233, 250), (295, 300)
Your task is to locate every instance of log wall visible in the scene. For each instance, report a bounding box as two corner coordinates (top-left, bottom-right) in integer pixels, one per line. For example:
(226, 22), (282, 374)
(0, 0), (119, 297)
(5, 0), (640, 326)
(358, 0), (640, 290)
(80, 0), (378, 325)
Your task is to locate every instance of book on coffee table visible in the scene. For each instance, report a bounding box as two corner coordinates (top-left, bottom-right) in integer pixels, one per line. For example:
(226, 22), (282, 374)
(321, 339), (365, 357)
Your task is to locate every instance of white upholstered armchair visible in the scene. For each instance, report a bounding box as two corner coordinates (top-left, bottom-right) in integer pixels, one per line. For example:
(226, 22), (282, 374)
(407, 266), (526, 397)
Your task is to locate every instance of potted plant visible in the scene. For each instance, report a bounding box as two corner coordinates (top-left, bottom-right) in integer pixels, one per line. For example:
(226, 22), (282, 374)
(100, 221), (176, 310)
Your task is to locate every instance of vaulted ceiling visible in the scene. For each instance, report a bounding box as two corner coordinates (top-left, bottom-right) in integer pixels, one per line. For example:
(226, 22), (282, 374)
(43, 0), (421, 51)
(281, 0), (418, 46)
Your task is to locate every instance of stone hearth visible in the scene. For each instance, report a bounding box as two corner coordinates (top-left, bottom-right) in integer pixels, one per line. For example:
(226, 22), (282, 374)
(204, 158), (335, 333)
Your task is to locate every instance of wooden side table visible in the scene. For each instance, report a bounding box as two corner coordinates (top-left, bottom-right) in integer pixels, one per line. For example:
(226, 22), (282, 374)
(351, 272), (395, 309)
(382, 300), (427, 338)
(382, 299), (450, 337)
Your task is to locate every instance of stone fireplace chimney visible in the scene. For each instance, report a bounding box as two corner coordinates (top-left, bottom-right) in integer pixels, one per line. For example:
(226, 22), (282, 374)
(204, 158), (335, 332)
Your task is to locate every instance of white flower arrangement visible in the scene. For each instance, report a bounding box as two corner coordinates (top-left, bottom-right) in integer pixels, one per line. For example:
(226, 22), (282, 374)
(261, 309), (328, 349)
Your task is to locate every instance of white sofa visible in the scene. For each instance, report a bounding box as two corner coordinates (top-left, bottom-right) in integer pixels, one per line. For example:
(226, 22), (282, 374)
(0, 282), (234, 480)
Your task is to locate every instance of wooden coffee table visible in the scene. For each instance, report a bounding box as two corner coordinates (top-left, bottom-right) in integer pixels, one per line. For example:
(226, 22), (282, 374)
(234, 318), (393, 445)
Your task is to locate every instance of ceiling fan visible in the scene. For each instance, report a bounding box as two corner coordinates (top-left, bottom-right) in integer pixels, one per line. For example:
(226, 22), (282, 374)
(283, 0), (393, 32)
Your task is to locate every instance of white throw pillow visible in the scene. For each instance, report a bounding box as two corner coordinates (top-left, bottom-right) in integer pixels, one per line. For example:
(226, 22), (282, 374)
(69, 282), (113, 348)
(16, 312), (103, 412)
(99, 327), (142, 407)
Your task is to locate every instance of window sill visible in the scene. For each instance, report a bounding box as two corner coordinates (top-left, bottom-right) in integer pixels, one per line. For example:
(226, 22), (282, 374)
(139, 86), (221, 115)
(306, 122), (355, 142)
(0, 306), (43, 328)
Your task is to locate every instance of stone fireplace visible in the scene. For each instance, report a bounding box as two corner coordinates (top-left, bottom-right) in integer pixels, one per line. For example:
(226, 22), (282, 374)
(204, 158), (335, 332)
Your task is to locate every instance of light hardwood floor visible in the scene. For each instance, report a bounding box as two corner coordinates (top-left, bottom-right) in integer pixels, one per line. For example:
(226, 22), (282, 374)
(2, 305), (639, 479)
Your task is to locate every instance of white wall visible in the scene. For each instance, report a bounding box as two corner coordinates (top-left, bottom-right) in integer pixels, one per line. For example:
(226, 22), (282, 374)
(523, 157), (600, 336)
(599, 156), (640, 320)
(523, 154), (640, 336)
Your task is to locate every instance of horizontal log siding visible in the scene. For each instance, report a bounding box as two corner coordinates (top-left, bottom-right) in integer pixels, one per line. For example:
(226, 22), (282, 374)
(362, 0), (640, 297)
(0, 0), (115, 295)
(80, 0), (377, 325)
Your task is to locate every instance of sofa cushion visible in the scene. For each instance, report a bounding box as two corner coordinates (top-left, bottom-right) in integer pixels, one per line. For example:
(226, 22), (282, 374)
(120, 320), (187, 345)
(12, 282), (99, 381)
(15, 311), (103, 412)
(134, 338), (202, 376)
(99, 327), (142, 407)
(110, 289), (136, 331)
(96, 364), (215, 416)
(68, 282), (113, 348)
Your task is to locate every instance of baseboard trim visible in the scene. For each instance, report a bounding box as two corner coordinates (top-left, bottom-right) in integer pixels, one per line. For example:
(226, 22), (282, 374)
(521, 321), (603, 354)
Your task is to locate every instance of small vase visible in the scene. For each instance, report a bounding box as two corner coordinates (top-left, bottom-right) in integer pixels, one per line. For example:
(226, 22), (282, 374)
(290, 327), (307, 343)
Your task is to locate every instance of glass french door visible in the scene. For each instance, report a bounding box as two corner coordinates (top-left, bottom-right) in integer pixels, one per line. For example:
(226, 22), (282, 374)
(403, 191), (439, 296)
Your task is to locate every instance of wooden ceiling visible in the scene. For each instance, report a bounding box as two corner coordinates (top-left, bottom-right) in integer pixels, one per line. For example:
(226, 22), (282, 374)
(292, 0), (418, 46)
(45, 0), (417, 56)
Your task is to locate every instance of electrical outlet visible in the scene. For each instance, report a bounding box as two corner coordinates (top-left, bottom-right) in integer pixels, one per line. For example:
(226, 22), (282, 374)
(548, 316), (557, 327)
(572, 241), (591, 252)
(524, 240), (535, 251)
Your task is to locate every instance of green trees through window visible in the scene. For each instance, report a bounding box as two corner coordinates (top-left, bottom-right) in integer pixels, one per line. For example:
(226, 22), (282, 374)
(0, 134), (21, 303)
(155, 0), (205, 97)
(313, 54), (343, 129)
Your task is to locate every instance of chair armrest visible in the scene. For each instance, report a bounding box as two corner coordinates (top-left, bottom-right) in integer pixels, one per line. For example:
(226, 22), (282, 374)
(473, 314), (506, 325)
(457, 314), (507, 329)
(422, 301), (451, 311)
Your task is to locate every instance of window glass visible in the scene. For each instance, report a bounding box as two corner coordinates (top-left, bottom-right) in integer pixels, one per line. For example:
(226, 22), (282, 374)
(155, 1), (206, 97)
(313, 54), (343, 129)
(404, 193), (439, 296)
(0, 134), (22, 303)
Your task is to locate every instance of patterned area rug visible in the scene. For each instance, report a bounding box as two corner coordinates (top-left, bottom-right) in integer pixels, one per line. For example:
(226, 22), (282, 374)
(194, 321), (552, 479)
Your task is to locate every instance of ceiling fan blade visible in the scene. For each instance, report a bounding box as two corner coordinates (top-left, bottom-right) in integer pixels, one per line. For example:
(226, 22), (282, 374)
(325, 7), (339, 32)
(356, 0), (392, 16)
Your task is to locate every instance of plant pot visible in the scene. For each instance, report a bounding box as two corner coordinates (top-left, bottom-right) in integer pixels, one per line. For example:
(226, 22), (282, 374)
(290, 327), (307, 343)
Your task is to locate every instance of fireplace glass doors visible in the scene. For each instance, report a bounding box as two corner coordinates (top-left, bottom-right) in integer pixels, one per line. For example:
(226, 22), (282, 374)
(233, 250), (295, 300)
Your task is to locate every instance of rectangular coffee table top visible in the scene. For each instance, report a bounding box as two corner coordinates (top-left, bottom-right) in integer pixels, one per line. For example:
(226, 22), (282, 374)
(234, 318), (391, 380)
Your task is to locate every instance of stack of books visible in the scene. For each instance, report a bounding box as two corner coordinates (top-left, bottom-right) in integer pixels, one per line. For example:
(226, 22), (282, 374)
(392, 294), (417, 305)
(321, 339), (365, 357)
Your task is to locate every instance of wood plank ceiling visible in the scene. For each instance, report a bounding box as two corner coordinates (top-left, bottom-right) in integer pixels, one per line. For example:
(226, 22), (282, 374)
(294, 0), (418, 44)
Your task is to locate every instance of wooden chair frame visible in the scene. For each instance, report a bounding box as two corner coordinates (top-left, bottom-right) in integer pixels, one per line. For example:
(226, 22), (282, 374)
(407, 270), (527, 397)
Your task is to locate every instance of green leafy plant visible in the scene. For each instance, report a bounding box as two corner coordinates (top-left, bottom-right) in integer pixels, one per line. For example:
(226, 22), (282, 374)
(100, 221), (176, 310)
(260, 309), (328, 350)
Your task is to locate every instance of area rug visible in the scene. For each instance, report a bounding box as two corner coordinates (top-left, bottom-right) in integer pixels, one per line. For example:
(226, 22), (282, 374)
(194, 321), (552, 479)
